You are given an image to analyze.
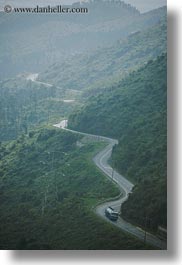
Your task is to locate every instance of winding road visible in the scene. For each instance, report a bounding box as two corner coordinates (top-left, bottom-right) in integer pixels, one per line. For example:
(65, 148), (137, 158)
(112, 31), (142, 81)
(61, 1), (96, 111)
(54, 120), (167, 250)
(27, 75), (167, 249)
(26, 73), (54, 87)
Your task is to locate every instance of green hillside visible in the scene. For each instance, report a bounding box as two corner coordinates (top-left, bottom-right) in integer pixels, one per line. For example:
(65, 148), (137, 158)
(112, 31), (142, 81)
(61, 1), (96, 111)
(0, 78), (81, 141)
(0, 0), (167, 248)
(40, 18), (166, 93)
(68, 54), (167, 231)
(0, 128), (153, 249)
(0, 12), (166, 142)
(0, 0), (166, 79)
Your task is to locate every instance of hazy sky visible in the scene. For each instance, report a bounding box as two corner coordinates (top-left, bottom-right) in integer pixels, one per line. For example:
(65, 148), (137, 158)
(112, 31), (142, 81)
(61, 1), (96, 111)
(0, 0), (166, 13)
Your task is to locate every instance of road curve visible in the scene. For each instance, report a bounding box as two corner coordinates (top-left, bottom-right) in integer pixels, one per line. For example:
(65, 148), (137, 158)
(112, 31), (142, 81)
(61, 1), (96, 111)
(27, 76), (167, 249)
(26, 73), (53, 87)
(54, 120), (167, 249)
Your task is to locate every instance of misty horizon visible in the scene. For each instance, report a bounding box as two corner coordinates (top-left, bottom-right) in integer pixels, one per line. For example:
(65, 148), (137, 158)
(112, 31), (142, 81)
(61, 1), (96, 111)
(0, 0), (166, 13)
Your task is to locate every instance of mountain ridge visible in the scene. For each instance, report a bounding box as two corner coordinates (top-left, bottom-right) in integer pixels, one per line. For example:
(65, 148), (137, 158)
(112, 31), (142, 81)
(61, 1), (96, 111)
(0, 2), (166, 78)
(39, 15), (166, 93)
(68, 53), (167, 230)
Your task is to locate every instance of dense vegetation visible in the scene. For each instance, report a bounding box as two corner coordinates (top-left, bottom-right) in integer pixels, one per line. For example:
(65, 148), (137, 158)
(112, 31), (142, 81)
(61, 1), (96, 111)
(0, 0), (167, 250)
(0, 10), (166, 142)
(0, 0), (166, 78)
(40, 17), (166, 93)
(0, 78), (80, 141)
(0, 2), (166, 143)
(69, 54), (167, 231)
(0, 128), (153, 249)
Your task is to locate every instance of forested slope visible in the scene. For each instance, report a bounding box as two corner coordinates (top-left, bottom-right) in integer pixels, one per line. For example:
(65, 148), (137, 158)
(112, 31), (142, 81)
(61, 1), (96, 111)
(1, 0), (165, 78)
(40, 17), (166, 92)
(69, 54), (167, 231)
(0, 78), (80, 141)
(0, 14), (166, 142)
(0, 128), (152, 249)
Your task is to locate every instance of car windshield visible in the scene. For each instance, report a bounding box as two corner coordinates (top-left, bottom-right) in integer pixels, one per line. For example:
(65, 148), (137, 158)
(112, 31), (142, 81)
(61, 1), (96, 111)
(111, 212), (118, 217)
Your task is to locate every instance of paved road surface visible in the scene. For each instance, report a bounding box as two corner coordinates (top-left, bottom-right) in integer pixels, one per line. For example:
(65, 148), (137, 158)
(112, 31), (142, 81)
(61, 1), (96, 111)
(26, 73), (53, 87)
(27, 74), (167, 249)
(54, 121), (167, 249)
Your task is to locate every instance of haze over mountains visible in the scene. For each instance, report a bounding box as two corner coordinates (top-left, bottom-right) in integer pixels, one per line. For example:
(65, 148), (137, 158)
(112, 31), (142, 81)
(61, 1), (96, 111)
(0, 0), (167, 249)
(0, 1), (166, 142)
(120, 0), (166, 12)
(0, 0), (166, 79)
(0, 0), (167, 13)
(69, 54), (167, 230)
(40, 15), (166, 92)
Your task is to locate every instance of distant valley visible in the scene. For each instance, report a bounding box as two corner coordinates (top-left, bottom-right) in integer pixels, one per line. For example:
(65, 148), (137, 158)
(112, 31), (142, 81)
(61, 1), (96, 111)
(0, 0), (167, 250)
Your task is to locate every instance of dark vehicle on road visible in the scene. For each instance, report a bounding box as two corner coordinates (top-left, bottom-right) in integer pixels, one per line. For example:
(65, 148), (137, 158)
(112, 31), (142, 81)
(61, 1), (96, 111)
(105, 207), (119, 221)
